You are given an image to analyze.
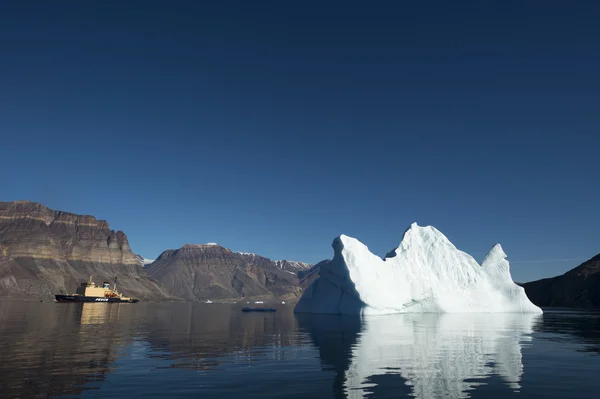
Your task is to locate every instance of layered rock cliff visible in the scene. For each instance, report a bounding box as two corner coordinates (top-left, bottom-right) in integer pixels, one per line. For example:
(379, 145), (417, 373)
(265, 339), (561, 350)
(522, 254), (600, 308)
(147, 244), (311, 301)
(0, 201), (169, 300)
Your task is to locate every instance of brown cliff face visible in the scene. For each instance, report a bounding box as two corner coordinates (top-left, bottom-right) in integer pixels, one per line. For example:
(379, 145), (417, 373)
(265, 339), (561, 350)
(0, 201), (169, 300)
(147, 244), (310, 301)
(0, 201), (138, 264)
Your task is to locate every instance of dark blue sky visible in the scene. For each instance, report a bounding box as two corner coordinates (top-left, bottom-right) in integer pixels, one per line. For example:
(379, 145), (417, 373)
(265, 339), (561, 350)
(1, 1), (598, 282)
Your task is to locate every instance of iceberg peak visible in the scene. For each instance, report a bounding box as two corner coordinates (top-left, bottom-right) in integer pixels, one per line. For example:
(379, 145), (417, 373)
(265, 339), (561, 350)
(334, 234), (370, 254)
(482, 243), (507, 267)
(295, 223), (542, 315)
(388, 222), (456, 260)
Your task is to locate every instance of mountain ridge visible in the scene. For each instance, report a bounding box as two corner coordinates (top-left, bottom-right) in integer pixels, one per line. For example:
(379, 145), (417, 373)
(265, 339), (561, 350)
(522, 254), (600, 308)
(0, 201), (313, 302)
(147, 243), (311, 301)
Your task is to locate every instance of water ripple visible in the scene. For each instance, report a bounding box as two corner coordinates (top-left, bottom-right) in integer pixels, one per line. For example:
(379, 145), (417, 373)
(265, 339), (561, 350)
(0, 302), (599, 398)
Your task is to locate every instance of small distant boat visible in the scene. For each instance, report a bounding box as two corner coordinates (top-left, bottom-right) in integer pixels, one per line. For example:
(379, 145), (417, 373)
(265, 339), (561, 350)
(55, 276), (139, 303)
(205, 300), (213, 303)
(254, 301), (264, 304)
(241, 307), (276, 312)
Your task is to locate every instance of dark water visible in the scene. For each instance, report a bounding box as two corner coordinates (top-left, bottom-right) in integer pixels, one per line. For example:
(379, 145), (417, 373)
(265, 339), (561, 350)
(0, 302), (599, 399)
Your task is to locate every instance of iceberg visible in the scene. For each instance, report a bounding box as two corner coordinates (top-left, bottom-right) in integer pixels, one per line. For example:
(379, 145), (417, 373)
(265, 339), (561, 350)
(295, 223), (542, 314)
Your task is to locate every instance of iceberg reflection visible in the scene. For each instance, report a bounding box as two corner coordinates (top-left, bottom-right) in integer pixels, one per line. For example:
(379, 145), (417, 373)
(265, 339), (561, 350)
(299, 313), (541, 398)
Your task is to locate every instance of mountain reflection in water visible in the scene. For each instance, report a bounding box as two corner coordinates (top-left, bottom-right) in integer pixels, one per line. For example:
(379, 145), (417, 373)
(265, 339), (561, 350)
(1, 302), (599, 399)
(0, 302), (133, 398)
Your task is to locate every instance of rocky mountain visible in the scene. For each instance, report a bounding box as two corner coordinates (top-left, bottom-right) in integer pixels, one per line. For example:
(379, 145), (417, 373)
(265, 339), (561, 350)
(275, 259), (311, 273)
(236, 252), (311, 275)
(135, 254), (145, 266)
(147, 244), (311, 301)
(522, 254), (600, 308)
(0, 201), (169, 300)
(298, 260), (326, 289)
(134, 254), (155, 266)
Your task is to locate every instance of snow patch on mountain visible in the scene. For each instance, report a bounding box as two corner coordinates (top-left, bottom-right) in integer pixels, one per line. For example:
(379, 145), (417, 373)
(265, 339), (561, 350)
(274, 260), (312, 271)
(135, 254), (155, 266)
(235, 252), (312, 274)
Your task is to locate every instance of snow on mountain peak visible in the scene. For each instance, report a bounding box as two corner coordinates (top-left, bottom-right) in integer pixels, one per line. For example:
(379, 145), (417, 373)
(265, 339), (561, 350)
(135, 254), (155, 266)
(183, 243), (221, 249)
(274, 259), (312, 271)
(295, 223), (542, 315)
(235, 252), (312, 272)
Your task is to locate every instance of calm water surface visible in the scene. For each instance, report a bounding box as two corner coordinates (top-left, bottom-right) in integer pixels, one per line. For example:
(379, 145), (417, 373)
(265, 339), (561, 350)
(0, 302), (599, 398)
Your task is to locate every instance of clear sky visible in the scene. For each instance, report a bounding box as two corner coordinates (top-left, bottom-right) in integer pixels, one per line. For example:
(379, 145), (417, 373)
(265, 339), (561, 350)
(1, 1), (598, 282)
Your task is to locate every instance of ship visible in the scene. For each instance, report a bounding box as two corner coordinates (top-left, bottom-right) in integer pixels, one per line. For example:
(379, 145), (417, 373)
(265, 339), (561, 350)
(55, 276), (139, 303)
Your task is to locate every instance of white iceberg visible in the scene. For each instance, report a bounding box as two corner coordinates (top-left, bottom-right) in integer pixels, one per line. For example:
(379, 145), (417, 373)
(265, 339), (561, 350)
(295, 223), (542, 314)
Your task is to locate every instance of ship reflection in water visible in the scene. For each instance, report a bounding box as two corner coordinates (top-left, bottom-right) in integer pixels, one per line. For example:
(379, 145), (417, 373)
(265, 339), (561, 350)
(79, 303), (122, 325)
(0, 302), (599, 398)
(0, 302), (135, 399)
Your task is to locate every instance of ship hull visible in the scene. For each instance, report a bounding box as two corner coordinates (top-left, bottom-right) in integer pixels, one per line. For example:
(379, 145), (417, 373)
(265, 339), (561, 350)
(55, 295), (139, 303)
